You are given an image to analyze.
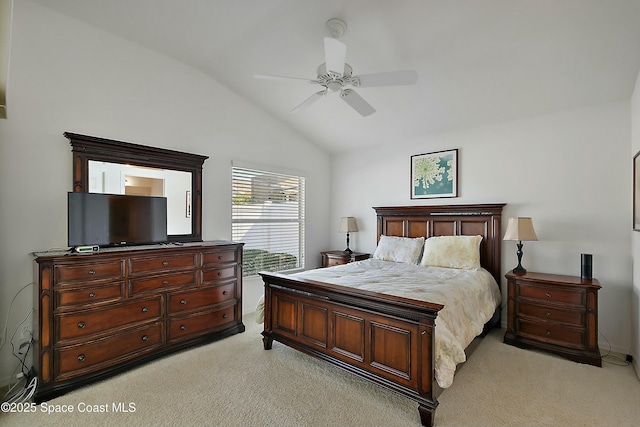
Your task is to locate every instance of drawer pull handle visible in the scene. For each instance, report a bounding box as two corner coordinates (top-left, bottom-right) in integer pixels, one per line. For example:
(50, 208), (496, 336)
(180, 325), (187, 331)
(222, 291), (229, 296)
(218, 255), (223, 260)
(89, 292), (96, 298)
(546, 331), (551, 336)
(77, 354), (86, 362)
(223, 314), (229, 319)
(546, 312), (551, 318)
(142, 307), (149, 313)
(162, 261), (169, 266)
(180, 299), (187, 305)
(88, 270), (96, 275)
(142, 335), (149, 342)
(546, 292), (552, 298)
(218, 272), (222, 276)
(162, 280), (169, 285)
(77, 321), (85, 329)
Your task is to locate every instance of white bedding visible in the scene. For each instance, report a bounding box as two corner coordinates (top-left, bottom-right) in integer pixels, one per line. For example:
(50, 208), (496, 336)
(257, 258), (501, 388)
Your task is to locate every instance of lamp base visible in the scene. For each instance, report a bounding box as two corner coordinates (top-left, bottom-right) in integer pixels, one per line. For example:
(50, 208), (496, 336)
(512, 265), (527, 275)
(343, 248), (353, 254)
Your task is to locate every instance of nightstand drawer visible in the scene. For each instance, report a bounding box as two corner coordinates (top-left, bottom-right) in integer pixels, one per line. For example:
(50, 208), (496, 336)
(517, 319), (585, 348)
(519, 302), (584, 326)
(519, 283), (585, 306)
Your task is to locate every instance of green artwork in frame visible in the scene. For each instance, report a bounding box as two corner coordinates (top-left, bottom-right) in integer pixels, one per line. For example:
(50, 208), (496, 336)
(411, 149), (458, 199)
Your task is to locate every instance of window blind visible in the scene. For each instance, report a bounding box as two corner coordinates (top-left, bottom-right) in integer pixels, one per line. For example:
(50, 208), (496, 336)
(232, 165), (305, 277)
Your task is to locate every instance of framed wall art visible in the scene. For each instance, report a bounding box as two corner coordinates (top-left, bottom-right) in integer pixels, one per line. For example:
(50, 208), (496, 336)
(634, 151), (640, 230)
(411, 149), (458, 199)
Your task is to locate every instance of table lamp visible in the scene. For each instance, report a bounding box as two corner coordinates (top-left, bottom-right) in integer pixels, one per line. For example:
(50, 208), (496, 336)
(339, 217), (358, 254)
(503, 217), (538, 275)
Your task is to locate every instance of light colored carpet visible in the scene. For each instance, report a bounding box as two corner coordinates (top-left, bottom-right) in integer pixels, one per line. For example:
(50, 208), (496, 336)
(2, 314), (639, 427)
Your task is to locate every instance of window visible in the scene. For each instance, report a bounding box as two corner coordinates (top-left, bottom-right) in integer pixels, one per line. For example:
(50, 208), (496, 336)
(232, 164), (305, 277)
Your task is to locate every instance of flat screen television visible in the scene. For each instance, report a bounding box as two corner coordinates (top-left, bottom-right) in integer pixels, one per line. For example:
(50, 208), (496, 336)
(68, 192), (168, 247)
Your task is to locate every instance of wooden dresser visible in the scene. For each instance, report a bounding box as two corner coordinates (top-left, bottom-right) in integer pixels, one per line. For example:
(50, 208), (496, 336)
(33, 241), (244, 402)
(504, 271), (601, 367)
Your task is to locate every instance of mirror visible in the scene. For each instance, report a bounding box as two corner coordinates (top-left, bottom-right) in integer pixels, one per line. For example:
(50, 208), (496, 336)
(66, 132), (208, 242)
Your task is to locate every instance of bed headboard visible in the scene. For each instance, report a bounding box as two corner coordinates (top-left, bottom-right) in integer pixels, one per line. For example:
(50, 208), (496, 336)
(373, 204), (505, 284)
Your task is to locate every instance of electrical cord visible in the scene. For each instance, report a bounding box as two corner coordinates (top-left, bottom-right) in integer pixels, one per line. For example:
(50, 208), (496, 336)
(599, 331), (630, 366)
(0, 282), (33, 351)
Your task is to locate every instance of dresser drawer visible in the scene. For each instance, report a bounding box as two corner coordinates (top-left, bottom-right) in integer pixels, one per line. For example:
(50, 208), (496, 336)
(325, 258), (345, 267)
(56, 260), (124, 283)
(56, 297), (162, 341)
(202, 265), (237, 285)
(56, 322), (163, 378)
(56, 282), (125, 308)
(517, 319), (585, 348)
(202, 249), (237, 266)
(129, 272), (198, 295)
(518, 283), (585, 306)
(168, 283), (236, 314)
(518, 302), (584, 326)
(128, 253), (198, 274)
(168, 304), (236, 342)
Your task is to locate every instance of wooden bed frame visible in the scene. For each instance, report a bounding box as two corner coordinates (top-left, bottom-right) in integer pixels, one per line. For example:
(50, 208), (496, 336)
(260, 204), (505, 426)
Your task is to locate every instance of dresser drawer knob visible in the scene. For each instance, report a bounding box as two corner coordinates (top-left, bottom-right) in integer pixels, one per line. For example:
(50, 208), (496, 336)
(222, 290), (229, 296)
(218, 255), (223, 260)
(180, 325), (187, 331)
(77, 321), (85, 329)
(77, 354), (86, 362)
(223, 314), (229, 319)
(89, 292), (96, 298)
(162, 261), (169, 266)
(142, 335), (149, 341)
(218, 272), (222, 276)
(180, 299), (187, 305)
(546, 312), (551, 318)
(162, 280), (169, 285)
(142, 307), (149, 313)
(546, 292), (552, 298)
(546, 331), (551, 336)
(88, 270), (96, 275)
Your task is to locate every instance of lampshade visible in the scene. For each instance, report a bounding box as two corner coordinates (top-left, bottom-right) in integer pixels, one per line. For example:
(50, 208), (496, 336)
(503, 217), (538, 241)
(339, 217), (358, 233)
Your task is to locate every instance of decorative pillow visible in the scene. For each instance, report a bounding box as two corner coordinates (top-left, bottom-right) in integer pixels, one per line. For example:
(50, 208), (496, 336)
(420, 235), (483, 270)
(372, 235), (425, 264)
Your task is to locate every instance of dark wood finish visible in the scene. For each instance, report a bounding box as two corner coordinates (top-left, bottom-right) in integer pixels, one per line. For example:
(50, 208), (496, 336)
(321, 250), (370, 267)
(261, 204), (504, 427)
(33, 241), (244, 402)
(504, 271), (602, 367)
(65, 132), (208, 243)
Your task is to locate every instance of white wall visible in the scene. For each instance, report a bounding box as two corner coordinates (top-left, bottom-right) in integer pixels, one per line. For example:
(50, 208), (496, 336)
(0, 1), (331, 386)
(631, 68), (640, 379)
(331, 102), (632, 356)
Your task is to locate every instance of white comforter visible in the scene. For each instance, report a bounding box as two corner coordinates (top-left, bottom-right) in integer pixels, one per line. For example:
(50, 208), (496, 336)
(258, 259), (501, 388)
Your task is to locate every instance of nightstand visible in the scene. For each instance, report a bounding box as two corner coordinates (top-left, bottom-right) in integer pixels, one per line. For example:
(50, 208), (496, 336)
(321, 250), (370, 268)
(504, 271), (601, 367)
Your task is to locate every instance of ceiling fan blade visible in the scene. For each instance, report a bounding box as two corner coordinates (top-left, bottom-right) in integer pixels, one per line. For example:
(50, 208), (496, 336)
(324, 37), (347, 75)
(354, 70), (418, 87)
(291, 91), (325, 113)
(340, 89), (375, 117)
(253, 74), (313, 82)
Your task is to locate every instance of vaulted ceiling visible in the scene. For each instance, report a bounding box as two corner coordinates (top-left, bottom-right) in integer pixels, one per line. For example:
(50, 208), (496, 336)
(34, 0), (640, 153)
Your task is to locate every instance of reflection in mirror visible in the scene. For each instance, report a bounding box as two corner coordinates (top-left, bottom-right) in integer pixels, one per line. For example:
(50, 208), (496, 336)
(88, 161), (192, 235)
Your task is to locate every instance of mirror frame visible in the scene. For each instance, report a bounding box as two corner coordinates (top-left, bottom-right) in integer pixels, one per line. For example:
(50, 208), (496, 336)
(65, 132), (208, 243)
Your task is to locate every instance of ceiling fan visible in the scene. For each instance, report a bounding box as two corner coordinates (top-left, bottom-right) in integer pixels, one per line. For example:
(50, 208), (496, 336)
(253, 19), (418, 117)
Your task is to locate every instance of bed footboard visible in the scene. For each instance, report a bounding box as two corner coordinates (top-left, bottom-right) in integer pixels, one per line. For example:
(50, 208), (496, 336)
(260, 272), (443, 427)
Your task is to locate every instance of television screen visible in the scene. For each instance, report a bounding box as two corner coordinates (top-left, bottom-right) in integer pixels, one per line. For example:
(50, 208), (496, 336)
(68, 192), (168, 247)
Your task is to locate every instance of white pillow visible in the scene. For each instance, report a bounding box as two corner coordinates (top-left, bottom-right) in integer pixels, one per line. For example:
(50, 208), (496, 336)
(420, 235), (483, 270)
(372, 235), (425, 264)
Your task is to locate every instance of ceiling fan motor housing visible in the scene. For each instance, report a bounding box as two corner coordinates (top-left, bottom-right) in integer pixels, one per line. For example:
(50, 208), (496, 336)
(316, 63), (355, 91)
